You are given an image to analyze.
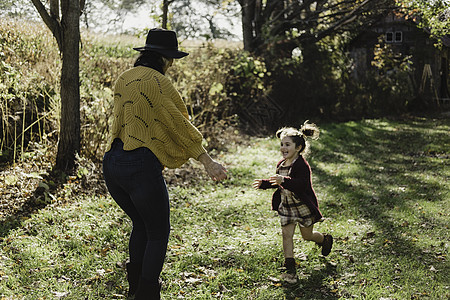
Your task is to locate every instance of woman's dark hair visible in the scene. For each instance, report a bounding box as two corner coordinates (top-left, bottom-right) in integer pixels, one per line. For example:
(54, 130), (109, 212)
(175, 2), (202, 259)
(134, 51), (169, 74)
(276, 121), (320, 155)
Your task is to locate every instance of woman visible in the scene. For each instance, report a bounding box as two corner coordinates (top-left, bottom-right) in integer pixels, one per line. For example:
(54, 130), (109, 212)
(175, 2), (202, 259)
(102, 28), (227, 299)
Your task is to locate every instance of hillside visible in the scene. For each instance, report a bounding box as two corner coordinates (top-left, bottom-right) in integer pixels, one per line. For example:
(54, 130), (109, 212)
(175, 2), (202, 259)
(1, 117), (449, 299)
(0, 17), (449, 299)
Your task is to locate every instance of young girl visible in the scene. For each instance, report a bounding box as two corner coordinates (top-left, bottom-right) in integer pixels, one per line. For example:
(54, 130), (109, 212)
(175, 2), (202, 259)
(253, 121), (332, 283)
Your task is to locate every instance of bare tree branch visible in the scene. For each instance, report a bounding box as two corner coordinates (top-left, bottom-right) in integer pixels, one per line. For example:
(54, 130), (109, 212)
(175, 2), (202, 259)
(314, 0), (382, 42)
(30, 0), (62, 51)
(50, 0), (59, 19)
(80, 0), (86, 15)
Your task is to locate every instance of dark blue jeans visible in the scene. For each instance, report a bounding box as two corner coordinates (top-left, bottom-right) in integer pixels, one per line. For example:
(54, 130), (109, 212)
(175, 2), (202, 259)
(103, 139), (170, 283)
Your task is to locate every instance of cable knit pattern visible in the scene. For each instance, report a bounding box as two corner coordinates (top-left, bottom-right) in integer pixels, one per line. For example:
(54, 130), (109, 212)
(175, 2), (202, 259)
(106, 66), (206, 169)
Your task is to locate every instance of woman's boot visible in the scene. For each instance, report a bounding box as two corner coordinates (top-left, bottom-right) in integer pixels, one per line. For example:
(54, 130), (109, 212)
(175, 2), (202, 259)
(135, 277), (161, 300)
(126, 261), (142, 298)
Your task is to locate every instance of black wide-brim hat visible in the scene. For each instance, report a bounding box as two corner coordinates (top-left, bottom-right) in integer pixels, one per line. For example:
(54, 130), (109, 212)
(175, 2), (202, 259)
(133, 28), (188, 59)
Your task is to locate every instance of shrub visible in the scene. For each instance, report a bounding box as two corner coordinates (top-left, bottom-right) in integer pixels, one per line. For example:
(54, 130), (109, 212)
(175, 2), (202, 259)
(0, 19), (59, 163)
(1, 19), (244, 163)
(78, 33), (136, 161)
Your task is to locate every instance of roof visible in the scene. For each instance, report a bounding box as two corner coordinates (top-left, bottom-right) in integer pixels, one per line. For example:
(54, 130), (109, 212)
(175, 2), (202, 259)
(349, 9), (450, 49)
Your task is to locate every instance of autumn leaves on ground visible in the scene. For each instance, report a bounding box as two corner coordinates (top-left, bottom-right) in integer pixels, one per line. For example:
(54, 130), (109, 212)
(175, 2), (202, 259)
(0, 117), (448, 299)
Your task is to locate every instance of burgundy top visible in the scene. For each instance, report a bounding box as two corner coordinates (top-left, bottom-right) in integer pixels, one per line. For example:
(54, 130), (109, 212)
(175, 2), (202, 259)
(259, 156), (323, 221)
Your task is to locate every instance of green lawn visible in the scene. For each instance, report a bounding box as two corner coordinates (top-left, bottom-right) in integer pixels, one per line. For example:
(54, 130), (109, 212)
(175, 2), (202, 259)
(0, 117), (448, 299)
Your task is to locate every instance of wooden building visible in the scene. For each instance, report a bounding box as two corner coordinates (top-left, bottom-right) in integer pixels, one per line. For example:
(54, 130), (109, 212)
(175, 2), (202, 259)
(348, 11), (450, 105)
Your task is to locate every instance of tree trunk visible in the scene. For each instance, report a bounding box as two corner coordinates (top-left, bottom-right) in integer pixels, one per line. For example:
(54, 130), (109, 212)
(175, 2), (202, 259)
(162, 0), (170, 29)
(240, 0), (256, 52)
(56, 0), (81, 172)
(31, 0), (81, 173)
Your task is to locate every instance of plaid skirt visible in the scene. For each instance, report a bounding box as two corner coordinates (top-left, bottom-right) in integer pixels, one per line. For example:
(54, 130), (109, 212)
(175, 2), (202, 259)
(277, 166), (315, 227)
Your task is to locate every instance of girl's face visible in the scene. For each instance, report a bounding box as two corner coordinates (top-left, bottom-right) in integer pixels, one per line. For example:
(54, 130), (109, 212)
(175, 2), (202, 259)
(280, 136), (301, 161)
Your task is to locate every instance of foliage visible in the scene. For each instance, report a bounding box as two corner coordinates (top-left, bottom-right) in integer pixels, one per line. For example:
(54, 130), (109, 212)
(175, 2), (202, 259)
(0, 19), (60, 164)
(268, 40), (347, 123)
(231, 53), (268, 92)
(326, 37), (417, 119)
(256, 26), (433, 123)
(30, 0), (85, 172)
(1, 16), (439, 166)
(368, 40), (415, 113)
(78, 33), (137, 161)
(0, 117), (448, 299)
(166, 43), (245, 150)
(238, 0), (395, 55)
(169, 0), (240, 40)
(81, 0), (149, 32)
(396, 0), (450, 48)
(1, 17), (246, 165)
(0, 18), (135, 164)
(169, 43), (235, 124)
(0, 0), (36, 19)
(227, 52), (269, 114)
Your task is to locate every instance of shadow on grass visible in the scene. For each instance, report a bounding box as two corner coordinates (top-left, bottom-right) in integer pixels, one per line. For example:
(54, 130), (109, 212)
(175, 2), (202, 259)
(0, 170), (66, 238)
(310, 117), (449, 290)
(0, 162), (108, 238)
(282, 261), (338, 300)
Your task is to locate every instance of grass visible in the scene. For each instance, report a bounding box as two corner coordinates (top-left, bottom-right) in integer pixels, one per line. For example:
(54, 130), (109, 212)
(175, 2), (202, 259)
(0, 117), (449, 299)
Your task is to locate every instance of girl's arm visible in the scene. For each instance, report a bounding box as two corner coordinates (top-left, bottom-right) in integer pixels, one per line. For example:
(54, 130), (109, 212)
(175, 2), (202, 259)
(279, 159), (310, 192)
(280, 176), (308, 191)
(253, 179), (278, 190)
(253, 159), (285, 190)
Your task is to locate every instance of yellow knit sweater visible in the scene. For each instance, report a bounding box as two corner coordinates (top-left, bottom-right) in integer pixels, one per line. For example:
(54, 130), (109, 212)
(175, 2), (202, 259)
(106, 66), (206, 169)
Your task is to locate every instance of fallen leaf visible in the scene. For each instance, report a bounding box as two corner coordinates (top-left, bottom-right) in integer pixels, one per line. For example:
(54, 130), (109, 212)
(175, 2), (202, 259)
(185, 277), (202, 284)
(268, 276), (280, 282)
(53, 291), (69, 298)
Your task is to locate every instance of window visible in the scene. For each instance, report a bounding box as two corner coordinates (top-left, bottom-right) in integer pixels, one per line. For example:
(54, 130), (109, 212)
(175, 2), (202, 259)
(385, 31), (403, 43)
(386, 32), (393, 42)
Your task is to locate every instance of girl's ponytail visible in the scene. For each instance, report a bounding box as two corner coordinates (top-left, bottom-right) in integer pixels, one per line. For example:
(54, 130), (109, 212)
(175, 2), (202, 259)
(276, 121), (320, 156)
(300, 120), (320, 140)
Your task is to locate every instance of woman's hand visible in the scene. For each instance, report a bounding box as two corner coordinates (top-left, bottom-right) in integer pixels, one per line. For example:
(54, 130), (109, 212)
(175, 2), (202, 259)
(205, 160), (228, 181)
(198, 153), (228, 181)
(252, 179), (262, 189)
(269, 175), (284, 186)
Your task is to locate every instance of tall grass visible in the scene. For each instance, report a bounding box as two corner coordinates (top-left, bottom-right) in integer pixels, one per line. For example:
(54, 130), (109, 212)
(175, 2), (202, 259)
(0, 117), (448, 299)
(1, 18), (244, 164)
(0, 18), (60, 163)
(0, 18), (138, 163)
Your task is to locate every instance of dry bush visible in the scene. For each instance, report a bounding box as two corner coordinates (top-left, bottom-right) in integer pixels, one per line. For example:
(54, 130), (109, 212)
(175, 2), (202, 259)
(0, 18), (60, 163)
(1, 19), (247, 165)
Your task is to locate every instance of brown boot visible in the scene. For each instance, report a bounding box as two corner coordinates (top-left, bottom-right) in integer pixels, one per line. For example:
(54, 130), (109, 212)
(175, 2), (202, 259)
(318, 234), (333, 256)
(280, 258), (297, 283)
(283, 257), (296, 273)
